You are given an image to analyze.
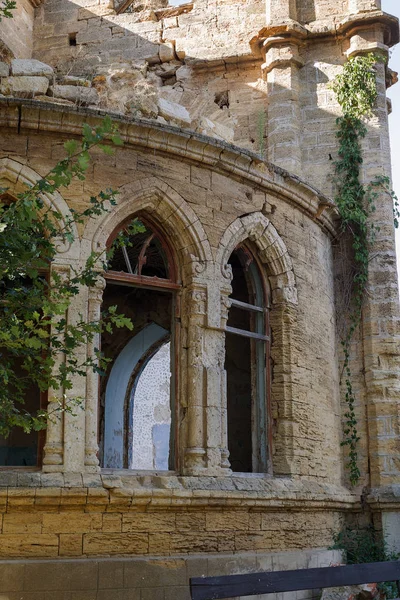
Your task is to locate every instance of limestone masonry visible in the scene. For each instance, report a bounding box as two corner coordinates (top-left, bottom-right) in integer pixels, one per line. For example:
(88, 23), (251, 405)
(0, 0), (400, 598)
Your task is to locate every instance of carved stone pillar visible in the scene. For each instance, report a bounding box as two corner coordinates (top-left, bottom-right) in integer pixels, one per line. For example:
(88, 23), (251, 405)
(63, 285), (89, 472)
(84, 277), (105, 472)
(183, 285), (208, 474)
(42, 265), (68, 473)
(220, 288), (233, 471)
(262, 31), (305, 176)
(183, 260), (232, 475)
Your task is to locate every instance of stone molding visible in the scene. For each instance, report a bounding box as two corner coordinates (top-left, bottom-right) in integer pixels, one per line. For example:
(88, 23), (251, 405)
(217, 213), (297, 306)
(84, 179), (213, 272)
(0, 98), (338, 238)
(252, 10), (399, 54)
(0, 472), (357, 511)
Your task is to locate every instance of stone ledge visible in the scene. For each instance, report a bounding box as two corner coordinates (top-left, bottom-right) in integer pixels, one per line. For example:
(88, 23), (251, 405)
(252, 10), (399, 53)
(0, 472), (358, 511)
(0, 98), (339, 238)
(367, 485), (400, 510)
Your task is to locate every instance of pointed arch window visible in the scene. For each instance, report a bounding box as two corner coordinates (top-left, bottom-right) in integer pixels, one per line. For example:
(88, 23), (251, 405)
(101, 217), (180, 471)
(225, 244), (271, 474)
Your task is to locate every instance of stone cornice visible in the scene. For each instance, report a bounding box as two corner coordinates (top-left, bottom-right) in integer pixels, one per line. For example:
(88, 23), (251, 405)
(0, 98), (339, 238)
(251, 10), (399, 53)
(367, 485), (400, 511)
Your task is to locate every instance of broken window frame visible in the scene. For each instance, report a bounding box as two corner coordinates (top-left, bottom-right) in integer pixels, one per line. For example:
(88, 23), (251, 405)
(102, 215), (181, 471)
(226, 244), (272, 475)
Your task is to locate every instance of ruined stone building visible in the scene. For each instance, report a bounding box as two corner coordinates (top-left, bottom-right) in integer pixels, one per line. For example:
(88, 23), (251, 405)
(0, 0), (400, 597)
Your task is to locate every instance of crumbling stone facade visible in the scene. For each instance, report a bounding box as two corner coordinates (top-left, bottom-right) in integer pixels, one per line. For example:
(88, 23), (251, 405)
(0, 0), (400, 598)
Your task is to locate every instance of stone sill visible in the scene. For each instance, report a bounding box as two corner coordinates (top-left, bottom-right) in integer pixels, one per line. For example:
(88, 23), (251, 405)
(0, 470), (358, 511)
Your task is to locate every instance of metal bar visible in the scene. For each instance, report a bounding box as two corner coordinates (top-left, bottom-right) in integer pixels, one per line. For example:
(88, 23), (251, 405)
(226, 326), (269, 341)
(121, 245), (133, 274)
(105, 271), (180, 291)
(230, 298), (264, 313)
(190, 562), (400, 600)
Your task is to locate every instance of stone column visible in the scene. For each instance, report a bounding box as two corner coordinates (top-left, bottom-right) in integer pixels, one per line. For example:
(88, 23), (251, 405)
(341, 34), (400, 545)
(262, 32), (305, 176)
(42, 264), (68, 473)
(183, 284), (208, 474)
(62, 285), (89, 472)
(84, 278), (105, 472)
(183, 262), (231, 475)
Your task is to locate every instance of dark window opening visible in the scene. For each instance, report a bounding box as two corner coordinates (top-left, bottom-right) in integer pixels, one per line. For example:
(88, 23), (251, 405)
(101, 218), (179, 471)
(0, 271), (47, 468)
(69, 33), (77, 46)
(225, 245), (270, 474)
(0, 376), (42, 467)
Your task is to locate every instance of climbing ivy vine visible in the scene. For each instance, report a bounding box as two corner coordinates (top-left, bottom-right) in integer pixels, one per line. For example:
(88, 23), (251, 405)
(331, 53), (395, 485)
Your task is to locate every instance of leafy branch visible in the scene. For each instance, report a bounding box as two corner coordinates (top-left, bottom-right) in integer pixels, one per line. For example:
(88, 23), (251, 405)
(0, 116), (137, 437)
(0, 1), (16, 21)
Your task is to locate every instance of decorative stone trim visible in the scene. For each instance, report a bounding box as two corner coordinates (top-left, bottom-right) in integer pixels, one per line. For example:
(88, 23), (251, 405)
(252, 10), (399, 54)
(0, 472), (357, 510)
(217, 213), (297, 306)
(0, 99), (339, 238)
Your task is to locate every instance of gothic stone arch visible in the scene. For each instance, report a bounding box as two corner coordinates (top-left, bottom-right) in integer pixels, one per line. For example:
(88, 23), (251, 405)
(217, 212), (299, 476)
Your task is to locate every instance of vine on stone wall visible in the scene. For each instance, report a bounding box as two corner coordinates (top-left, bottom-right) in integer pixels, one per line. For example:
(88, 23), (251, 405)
(331, 53), (384, 485)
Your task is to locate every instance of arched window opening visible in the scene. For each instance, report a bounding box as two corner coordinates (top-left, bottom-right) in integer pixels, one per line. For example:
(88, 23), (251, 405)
(0, 193), (46, 467)
(101, 217), (179, 471)
(129, 340), (171, 470)
(225, 245), (271, 474)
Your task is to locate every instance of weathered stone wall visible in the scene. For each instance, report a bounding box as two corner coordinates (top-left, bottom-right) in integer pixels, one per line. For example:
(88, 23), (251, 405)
(0, 0), (399, 567)
(0, 549), (342, 599)
(0, 0), (36, 60)
(0, 470), (353, 559)
(0, 101), (342, 485)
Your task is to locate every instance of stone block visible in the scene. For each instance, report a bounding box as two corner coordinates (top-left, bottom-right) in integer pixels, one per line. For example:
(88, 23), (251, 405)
(2, 514), (42, 534)
(158, 97), (191, 125)
(122, 513), (176, 533)
(42, 513), (102, 534)
(68, 562), (99, 591)
(0, 61), (9, 77)
(59, 534), (83, 557)
(83, 533), (149, 555)
(11, 59), (54, 80)
(98, 560), (124, 589)
(0, 76), (49, 97)
(159, 42), (175, 63)
(0, 562), (25, 592)
(50, 85), (99, 106)
(23, 562), (71, 591)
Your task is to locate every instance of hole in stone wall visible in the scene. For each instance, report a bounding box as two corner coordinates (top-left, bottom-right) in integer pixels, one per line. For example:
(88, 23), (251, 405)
(69, 33), (77, 47)
(214, 91), (230, 109)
